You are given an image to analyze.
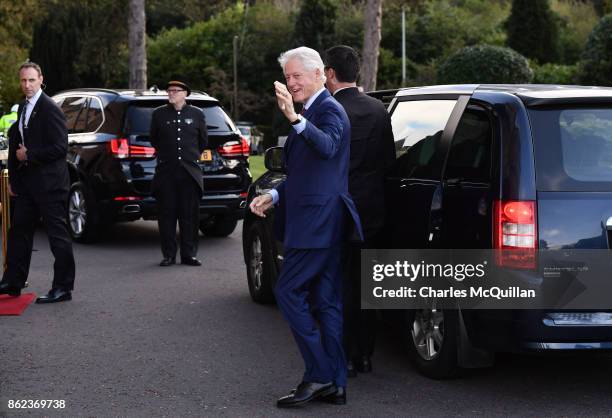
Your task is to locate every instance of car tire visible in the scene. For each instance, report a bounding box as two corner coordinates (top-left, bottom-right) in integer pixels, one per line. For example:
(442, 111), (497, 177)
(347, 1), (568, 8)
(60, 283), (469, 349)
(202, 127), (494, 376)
(404, 306), (461, 379)
(199, 214), (238, 237)
(67, 181), (101, 243)
(245, 222), (276, 304)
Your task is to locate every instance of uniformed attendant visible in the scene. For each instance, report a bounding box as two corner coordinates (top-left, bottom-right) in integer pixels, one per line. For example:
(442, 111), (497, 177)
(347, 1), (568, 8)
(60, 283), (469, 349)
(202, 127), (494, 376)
(150, 80), (208, 267)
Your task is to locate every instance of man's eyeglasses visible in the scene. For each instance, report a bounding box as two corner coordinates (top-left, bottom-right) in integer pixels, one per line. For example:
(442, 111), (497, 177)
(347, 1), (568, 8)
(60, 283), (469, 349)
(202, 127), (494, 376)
(167, 89), (185, 94)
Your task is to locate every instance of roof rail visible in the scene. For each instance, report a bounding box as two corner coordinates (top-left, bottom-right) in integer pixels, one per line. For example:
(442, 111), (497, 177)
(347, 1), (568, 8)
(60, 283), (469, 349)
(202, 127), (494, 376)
(54, 87), (120, 95)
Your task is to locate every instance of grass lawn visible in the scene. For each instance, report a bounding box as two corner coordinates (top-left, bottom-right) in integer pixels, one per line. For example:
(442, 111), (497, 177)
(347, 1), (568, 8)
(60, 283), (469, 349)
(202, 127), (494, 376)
(249, 155), (266, 180)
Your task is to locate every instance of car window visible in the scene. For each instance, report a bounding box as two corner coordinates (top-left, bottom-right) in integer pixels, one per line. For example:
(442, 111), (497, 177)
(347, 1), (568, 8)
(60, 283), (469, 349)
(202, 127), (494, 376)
(388, 99), (457, 179)
(125, 100), (236, 135)
(86, 97), (104, 132)
(238, 127), (250, 136)
(530, 107), (612, 191)
(61, 96), (87, 133)
(73, 98), (90, 134)
(444, 105), (492, 183)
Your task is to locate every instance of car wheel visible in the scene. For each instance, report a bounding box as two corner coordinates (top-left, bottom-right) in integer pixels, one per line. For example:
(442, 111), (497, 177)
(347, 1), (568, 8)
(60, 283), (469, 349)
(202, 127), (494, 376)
(199, 214), (238, 237)
(67, 181), (101, 243)
(405, 305), (460, 379)
(245, 222), (276, 304)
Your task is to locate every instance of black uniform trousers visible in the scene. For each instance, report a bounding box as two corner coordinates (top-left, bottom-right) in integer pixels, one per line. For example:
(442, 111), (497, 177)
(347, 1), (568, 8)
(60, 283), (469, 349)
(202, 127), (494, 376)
(342, 233), (381, 361)
(2, 193), (76, 290)
(156, 167), (200, 259)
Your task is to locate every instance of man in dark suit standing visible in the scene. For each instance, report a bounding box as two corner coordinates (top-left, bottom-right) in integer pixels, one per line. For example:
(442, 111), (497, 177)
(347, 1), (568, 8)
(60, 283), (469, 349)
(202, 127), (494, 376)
(150, 80), (208, 267)
(250, 47), (362, 407)
(0, 62), (76, 303)
(324, 45), (396, 376)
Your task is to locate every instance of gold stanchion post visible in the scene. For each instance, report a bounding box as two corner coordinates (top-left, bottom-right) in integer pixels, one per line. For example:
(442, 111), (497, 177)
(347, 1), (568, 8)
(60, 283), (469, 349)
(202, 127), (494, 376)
(1, 168), (10, 272)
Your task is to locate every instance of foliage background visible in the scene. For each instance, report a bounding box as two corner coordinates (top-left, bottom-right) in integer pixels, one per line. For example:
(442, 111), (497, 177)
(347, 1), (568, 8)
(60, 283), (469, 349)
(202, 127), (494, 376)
(0, 0), (610, 141)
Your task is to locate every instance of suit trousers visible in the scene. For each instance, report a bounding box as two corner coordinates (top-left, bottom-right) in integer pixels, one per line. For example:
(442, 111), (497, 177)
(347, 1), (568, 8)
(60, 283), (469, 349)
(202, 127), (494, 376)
(274, 245), (347, 388)
(156, 167), (200, 259)
(2, 193), (75, 290)
(342, 238), (378, 362)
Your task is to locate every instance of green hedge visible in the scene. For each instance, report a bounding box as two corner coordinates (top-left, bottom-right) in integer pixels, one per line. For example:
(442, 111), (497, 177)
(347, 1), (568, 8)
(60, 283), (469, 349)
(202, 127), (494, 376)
(437, 44), (533, 84)
(532, 63), (577, 84)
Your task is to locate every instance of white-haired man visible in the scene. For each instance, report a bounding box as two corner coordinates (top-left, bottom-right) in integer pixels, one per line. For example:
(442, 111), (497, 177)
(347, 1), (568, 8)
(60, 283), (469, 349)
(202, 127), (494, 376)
(250, 46), (362, 407)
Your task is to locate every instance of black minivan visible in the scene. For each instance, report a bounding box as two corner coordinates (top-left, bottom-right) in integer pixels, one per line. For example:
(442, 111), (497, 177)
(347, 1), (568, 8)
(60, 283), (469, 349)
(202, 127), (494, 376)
(242, 84), (612, 378)
(51, 88), (252, 242)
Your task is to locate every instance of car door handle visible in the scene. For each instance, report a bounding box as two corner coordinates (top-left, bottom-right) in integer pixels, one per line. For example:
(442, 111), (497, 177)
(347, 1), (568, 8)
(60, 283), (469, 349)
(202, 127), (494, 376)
(445, 177), (462, 186)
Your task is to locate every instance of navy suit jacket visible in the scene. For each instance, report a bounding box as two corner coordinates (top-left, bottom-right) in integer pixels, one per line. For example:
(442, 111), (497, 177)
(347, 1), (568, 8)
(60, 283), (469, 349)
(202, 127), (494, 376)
(274, 89), (363, 249)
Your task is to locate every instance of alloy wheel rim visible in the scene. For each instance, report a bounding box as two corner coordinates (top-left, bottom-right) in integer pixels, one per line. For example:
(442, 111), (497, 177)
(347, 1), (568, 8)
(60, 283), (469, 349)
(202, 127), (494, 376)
(249, 235), (263, 290)
(412, 307), (445, 360)
(68, 188), (87, 236)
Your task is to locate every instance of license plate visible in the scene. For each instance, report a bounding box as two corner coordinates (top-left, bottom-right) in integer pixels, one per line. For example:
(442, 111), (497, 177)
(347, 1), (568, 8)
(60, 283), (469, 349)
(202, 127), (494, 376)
(200, 150), (212, 161)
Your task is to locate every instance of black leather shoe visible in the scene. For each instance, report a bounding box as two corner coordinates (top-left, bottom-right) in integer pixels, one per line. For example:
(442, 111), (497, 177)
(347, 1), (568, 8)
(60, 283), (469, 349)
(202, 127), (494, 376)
(0, 282), (21, 297)
(355, 356), (372, 373)
(347, 360), (357, 378)
(277, 382), (336, 408)
(159, 257), (176, 267)
(181, 257), (201, 266)
(320, 386), (347, 405)
(36, 288), (71, 304)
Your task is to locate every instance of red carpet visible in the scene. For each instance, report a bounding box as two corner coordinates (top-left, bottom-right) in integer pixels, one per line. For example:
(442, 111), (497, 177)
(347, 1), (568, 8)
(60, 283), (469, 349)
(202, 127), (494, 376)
(0, 293), (36, 315)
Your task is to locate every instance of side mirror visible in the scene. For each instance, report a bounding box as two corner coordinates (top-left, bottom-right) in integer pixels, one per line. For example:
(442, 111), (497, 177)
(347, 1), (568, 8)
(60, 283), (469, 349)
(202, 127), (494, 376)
(264, 146), (286, 173)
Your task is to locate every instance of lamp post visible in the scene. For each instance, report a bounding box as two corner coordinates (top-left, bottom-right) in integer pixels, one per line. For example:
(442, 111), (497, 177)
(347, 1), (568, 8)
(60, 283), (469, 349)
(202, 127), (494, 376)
(233, 35), (239, 121)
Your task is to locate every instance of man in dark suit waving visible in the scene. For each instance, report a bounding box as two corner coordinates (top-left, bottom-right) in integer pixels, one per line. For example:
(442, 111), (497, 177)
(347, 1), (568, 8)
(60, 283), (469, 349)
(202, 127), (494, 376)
(324, 45), (396, 376)
(0, 62), (76, 303)
(250, 47), (362, 407)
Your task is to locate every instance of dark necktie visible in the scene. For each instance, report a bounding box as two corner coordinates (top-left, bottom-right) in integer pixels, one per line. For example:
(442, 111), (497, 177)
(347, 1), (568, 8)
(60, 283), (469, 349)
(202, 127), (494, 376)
(21, 100), (29, 140)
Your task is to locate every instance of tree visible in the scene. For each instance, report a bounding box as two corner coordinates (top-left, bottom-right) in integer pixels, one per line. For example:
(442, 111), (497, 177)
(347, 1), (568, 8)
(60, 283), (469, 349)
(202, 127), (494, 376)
(29, 0), (128, 94)
(148, 3), (293, 122)
(0, 0), (43, 110)
(577, 14), (612, 86)
(293, 0), (337, 51)
(361, 0), (383, 91)
(129, 0), (147, 89)
(437, 44), (533, 84)
(506, 0), (560, 63)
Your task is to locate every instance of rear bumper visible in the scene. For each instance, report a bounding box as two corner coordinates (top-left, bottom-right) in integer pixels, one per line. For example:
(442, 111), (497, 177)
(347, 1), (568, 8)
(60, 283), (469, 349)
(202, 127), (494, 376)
(464, 309), (612, 352)
(102, 193), (247, 222)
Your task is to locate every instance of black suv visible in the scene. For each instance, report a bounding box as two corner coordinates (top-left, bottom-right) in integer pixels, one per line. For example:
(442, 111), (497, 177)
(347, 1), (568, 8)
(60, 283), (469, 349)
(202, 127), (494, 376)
(242, 84), (612, 378)
(51, 88), (251, 242)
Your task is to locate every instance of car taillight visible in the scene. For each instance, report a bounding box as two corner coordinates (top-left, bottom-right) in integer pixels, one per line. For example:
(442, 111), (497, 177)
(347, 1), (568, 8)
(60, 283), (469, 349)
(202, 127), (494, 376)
(109, 138), (156, 159)
(217, 137), (250, 158)
(494, 200), (537, 269)
(113, 196), (141, 201)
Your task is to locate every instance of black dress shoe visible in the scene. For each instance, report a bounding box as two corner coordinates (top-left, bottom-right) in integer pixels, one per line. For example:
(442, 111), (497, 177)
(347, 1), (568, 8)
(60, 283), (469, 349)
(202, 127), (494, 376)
(0, 282), (21, 297)
(347, 360), (357, 378)
(355, 356), (372, 373)
(181, 257), (202, 266)
(277, 381), (337, 408)
(36, 288), (71, 304)
(159, 257), (176, 267)
(320, 386), (347, 405)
